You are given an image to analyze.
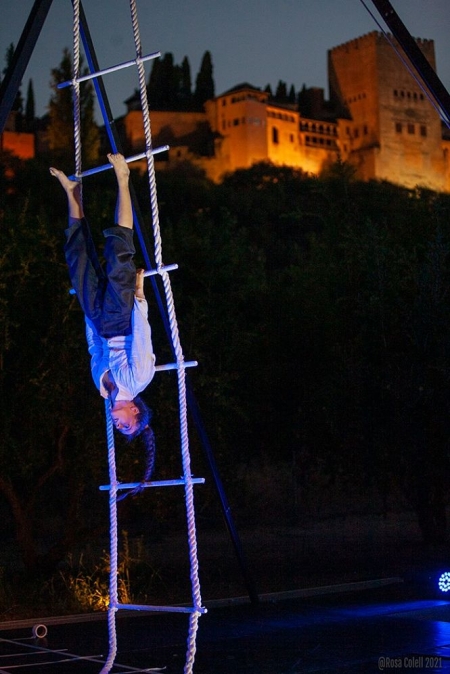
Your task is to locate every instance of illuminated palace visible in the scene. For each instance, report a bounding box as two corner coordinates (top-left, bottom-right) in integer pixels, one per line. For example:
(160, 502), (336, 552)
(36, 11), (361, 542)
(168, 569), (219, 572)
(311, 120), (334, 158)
(2, 31), (449, 191)
(124, 31), (450, 192)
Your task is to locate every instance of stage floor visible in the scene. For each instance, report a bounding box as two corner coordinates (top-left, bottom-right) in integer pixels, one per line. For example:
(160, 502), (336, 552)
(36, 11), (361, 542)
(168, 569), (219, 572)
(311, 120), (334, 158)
(1, 580), (450, 672)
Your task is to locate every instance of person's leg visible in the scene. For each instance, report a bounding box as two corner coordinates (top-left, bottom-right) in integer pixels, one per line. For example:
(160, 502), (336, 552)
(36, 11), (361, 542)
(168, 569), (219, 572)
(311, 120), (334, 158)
(49, 168), (84, 221)
(50, 168), (105, 322)
(100, 154), (137, 338)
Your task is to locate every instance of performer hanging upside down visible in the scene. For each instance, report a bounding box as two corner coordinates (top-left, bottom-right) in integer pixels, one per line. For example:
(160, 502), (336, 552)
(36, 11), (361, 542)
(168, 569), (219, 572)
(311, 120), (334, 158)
(50, 153), (156, 476)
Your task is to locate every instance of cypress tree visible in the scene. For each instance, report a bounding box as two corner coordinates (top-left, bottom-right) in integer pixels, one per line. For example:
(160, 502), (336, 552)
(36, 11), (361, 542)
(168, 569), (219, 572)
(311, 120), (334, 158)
(3, 43), (23, 129)
(147, 53), (179, 110)
(264, 84), (273, 99)
(288, 84), (296, 104)
(179, 56), (192, 110)
(147, 57), (163, 108)
(194, 51), (214, 110)
(275, 80), (288, 103)
(46, 48), (99, 167)
(25, 79), (35, 131)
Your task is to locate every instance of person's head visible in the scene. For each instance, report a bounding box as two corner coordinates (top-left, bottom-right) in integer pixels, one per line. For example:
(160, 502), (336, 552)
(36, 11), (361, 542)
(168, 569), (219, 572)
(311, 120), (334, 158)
(110, 396), (152, 437)
(110, 400), (141, 436)
(112, 396), (156, 491)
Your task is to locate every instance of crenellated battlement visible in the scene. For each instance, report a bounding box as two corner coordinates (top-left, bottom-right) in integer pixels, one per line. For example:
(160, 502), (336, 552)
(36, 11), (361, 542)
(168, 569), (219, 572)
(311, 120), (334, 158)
(330, 30), (434, 56)
(329, 31), (381, 54)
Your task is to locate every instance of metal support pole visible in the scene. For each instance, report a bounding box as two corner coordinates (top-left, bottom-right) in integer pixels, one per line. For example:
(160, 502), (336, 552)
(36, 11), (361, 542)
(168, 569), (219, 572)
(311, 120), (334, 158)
(368, 0), (450, 126)
(186, 379), (260, 605)
(0, 0), (54, 134)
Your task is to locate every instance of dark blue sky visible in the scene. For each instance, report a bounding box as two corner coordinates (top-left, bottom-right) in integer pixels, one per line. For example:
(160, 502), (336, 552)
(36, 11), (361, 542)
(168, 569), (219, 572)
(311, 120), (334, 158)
(1, 0), (449, 121)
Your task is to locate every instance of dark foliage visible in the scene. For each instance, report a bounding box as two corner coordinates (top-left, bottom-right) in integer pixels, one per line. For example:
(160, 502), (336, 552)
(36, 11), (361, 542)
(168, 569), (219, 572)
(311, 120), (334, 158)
(1, 152), (450, 594)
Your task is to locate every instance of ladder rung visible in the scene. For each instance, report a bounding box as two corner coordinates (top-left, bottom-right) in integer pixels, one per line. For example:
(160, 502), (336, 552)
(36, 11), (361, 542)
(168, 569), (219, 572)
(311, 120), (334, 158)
(144, 263), (178, 277)
(69, 263), (178, 294)
(114, 603), (207, 615)
(155, 360), (198, 372)
(57, 51), (161, 89)
(99, 477), (205, 491)
(68, 147), (169, 180)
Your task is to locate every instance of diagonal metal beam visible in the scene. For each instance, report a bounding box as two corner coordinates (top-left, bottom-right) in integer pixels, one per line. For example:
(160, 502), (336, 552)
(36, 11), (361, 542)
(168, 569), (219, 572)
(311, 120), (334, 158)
(0, 0), (54, 134)
(368, 0), (450, 125)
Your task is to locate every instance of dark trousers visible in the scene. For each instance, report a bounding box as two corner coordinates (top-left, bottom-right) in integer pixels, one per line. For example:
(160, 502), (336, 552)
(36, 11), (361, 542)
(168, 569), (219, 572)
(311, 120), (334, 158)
(64, 217), (136, 338)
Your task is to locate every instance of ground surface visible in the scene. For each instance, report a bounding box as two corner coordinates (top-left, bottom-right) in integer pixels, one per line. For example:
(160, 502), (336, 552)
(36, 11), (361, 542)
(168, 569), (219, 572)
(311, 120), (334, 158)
(2, 581), (450, 672)
(2, 511), (450, 672)
(150, 511), (450, 602)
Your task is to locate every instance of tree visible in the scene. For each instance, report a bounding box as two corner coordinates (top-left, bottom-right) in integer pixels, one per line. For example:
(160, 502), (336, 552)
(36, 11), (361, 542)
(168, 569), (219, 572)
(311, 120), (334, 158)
(194, 51), (214, 110)
(147, 52), (182, 110)
(179, 56), (193, 109)
(0, 159), (107, 571)
(288, 84), (296, 104)
(3, 43), (23, 129)
(274, 80), (288, 103)
(25, 79), (35, 131)
(147, 57), (163, 109)
(46, 48), (99, 167)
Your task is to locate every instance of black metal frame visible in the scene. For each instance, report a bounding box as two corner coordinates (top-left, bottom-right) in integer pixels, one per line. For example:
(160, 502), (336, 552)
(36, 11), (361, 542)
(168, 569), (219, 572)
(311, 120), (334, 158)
(368, 0), (450, 125)
(0, 0), (53, 133)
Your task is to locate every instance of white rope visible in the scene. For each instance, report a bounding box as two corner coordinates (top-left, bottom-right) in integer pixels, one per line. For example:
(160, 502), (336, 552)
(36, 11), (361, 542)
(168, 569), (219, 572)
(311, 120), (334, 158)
(100, 401), (119, 674)
(72, 0), (82, 183)
(70, 6), (118, 674)
(129, 2), (203, 671)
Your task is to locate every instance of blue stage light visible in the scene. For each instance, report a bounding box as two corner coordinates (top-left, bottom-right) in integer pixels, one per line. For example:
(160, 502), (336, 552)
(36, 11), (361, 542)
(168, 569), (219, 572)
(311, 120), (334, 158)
(438, 572), (450, 592)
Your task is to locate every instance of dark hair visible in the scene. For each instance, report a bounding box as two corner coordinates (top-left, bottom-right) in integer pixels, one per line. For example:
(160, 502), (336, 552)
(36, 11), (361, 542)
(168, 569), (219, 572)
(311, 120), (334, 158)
(117, 397), (156, 500)
(128, 395), (152, 439)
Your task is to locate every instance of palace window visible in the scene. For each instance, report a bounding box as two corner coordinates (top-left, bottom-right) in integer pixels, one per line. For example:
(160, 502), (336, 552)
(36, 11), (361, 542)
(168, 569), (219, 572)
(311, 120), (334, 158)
(395, 122), (402, 133)
(272, 127), (279, 144)
(407, 123), (415, 134)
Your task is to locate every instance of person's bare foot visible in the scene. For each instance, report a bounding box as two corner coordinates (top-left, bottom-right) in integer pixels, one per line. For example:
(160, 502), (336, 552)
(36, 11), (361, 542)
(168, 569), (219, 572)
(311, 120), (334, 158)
(135, 268), (145, 300)
(49, 167), (80, 194)
(107, 153), (130, 182)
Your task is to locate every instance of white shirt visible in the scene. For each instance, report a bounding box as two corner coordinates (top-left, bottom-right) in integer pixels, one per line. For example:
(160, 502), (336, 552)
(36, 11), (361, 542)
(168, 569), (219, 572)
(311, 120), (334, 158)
(85, 297), (156, 401)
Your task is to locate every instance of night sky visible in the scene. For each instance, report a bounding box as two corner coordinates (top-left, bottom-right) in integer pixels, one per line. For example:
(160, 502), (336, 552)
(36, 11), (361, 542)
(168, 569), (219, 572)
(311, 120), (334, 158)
(1, 0), (449, 121)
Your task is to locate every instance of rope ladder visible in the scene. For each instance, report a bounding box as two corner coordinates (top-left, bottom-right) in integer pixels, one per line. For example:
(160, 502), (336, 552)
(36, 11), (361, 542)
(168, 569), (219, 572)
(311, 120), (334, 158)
(65, 1), (206, 671)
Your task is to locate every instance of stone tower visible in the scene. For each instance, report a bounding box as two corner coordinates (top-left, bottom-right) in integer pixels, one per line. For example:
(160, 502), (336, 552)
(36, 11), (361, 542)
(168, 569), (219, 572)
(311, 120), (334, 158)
(328, 32), (447, 191)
